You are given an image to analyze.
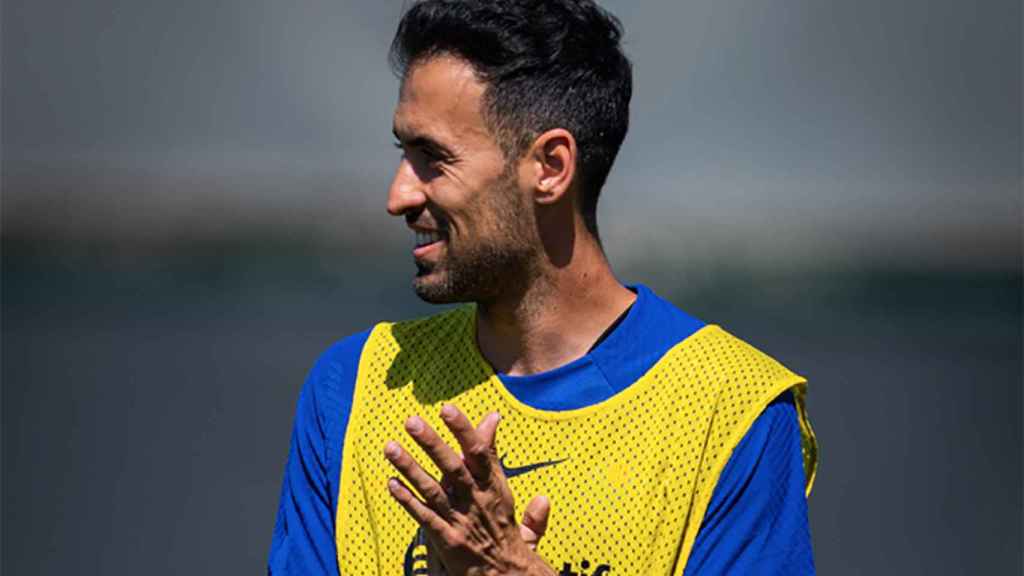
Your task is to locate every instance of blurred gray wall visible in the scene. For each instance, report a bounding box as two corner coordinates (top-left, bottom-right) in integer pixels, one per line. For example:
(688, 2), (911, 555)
(2, 1), (1021, 574)
(4, 0), (1019, 269)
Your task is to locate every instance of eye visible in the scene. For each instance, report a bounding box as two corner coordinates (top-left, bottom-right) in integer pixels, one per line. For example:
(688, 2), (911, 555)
(421, 147), (443, 163)
(406, 146), (445, 167)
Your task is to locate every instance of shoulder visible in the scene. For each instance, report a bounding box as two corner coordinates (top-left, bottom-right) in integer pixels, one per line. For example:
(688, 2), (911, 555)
(682, 327), (819, 497)
(648, 301), (818, 493)
(630, 284), (706, 345)
(626, 285), (805, 396)
(372, 305), (476, 356)
(638, 286), (793, 370)
(300, 307), (473, 403)
(295, 328), (376, 428)
(305, 329), (375, 391)
(679, 324), (809, 450)
(317, 329), (375, 366)
(626, 285), (802, 378)
(682, 323), (804, 386)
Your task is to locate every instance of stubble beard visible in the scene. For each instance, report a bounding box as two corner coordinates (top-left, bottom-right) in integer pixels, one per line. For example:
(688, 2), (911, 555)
(412, 173), (536, 305)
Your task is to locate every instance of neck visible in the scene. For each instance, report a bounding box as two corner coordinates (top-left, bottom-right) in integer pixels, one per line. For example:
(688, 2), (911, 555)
(475, 230), (636, 376)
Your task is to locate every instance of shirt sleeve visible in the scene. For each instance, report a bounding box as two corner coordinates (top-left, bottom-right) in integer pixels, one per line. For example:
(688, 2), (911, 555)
(268, 330), (371, 576)
(683, 390), (815, 575)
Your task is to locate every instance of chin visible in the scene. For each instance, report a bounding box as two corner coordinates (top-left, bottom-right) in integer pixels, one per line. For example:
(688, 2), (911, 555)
(412, 273), (464, 304)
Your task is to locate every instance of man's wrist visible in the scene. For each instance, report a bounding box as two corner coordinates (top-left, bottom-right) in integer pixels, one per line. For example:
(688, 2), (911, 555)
(523, 554), (557, 576)
(493, 546), (555, 576)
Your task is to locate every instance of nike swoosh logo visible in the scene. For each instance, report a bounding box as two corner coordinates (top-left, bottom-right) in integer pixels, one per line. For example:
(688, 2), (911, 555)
(499, 454), (567, 479)
(404, 453), (567, 575)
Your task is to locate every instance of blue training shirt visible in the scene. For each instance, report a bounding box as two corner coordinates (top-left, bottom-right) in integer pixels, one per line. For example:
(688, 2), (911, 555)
(269, 285), (814, 574)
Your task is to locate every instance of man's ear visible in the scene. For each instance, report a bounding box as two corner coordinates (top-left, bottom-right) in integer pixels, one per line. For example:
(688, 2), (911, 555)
(527, 129), (577, 206)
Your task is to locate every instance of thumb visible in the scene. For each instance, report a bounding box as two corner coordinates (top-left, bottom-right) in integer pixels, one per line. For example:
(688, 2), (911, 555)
(519, 495), (551, 551)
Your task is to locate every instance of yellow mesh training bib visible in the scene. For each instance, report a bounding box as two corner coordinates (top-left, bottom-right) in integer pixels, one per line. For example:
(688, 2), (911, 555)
(336, 306), (817, 575)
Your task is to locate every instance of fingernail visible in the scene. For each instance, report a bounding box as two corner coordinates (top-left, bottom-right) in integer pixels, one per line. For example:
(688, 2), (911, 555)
(441, 404), (456, 419)
(388, 478), (400, 492)
(384, 441), (399, 459)
(493, 412), (501, 423)
(406, 416), (423, 433)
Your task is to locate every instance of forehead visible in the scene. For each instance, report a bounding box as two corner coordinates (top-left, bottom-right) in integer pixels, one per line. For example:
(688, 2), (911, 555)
(393, 55), (493, 145)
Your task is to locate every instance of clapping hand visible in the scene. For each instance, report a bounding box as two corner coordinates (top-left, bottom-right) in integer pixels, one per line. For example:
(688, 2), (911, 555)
(384, 404), (555, 575)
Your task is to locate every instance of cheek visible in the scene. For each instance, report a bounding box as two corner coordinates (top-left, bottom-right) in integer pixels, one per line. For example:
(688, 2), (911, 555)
(437, 164), (521, 238)
(432, 190), (482, 236)
(481, 187), (531, 241)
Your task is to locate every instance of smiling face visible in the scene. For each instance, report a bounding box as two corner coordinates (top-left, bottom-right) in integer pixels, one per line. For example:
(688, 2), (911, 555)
(387, 55), (538, 304)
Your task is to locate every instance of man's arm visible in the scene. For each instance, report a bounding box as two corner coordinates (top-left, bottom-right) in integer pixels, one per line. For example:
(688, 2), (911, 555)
(684, 391), (815, 575)
(268, 331), (371, 575)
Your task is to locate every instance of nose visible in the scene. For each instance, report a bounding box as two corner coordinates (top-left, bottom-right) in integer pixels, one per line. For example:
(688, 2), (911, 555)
(386, 158), (427, 217)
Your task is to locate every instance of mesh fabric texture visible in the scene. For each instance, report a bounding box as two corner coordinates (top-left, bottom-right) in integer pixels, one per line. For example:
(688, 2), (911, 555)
(336, 306), (817, 575)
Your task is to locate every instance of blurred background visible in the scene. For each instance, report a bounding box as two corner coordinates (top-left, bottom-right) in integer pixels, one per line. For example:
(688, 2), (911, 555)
(2, 0), (1021, 574)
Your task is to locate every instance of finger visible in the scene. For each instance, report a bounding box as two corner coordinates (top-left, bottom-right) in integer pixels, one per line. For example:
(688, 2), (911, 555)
(440, 405), (497, 484)
(475, 412), (503, 482)
(475, 411), (500, 451)
(384, 441), (452, 518)
(405, 415), (474, 489)
(519, 495), (551, 550)
(388, 477), (450, 535)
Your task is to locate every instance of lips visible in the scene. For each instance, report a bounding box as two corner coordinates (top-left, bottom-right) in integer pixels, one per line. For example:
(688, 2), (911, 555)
(414, 230), (444, 248)
(412, 228), (447, 259)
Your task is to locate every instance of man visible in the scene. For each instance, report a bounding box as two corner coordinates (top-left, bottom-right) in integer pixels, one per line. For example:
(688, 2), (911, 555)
(269, 1), (818, 574)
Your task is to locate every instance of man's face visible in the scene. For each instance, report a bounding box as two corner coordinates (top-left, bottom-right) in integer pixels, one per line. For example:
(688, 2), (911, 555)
(388, 55), (536, 304)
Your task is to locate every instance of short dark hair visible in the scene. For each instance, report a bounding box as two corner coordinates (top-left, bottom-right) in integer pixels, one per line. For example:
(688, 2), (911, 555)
(389, 0), (633, 238)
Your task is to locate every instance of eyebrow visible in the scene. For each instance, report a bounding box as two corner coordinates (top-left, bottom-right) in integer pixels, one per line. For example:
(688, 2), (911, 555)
(392, 128), (455, 159)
